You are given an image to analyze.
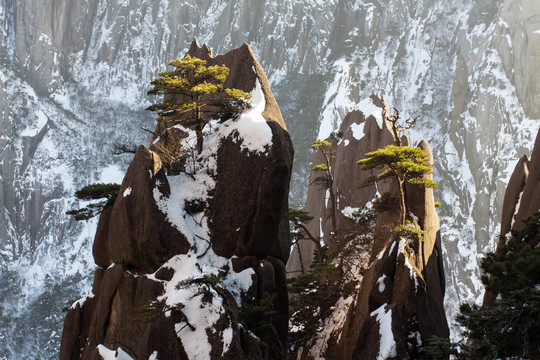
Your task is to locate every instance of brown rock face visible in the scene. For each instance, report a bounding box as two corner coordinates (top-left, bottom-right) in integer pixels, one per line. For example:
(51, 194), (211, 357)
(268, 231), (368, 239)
(320, 140), (448, 360)
(93, 145), (190, 273)
(60, 40), (293, 360)
(192, 38), (293, 352)
(166, 38), (293, 263)
(513, 127), (540, 231)
(286, 94), (399, 277)
(500, 155), (529, 237)
(288, 100), (448, 359)
(210, 133), (292, 262)
(60, 265), (186, 360)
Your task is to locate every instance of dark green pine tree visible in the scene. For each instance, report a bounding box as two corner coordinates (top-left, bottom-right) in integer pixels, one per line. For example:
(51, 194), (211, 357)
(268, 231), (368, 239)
(66, 183), (120, 221)
(447, 213), (540, 359)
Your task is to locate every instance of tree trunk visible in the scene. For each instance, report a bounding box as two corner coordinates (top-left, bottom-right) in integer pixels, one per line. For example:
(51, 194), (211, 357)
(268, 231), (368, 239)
(196, 125), (203, 154)
(329, 186), (337, 236)
(297, 222), (324, 265)
(322, 151), (338, 237)
(398, 180), (406, 225)
(296, 244), (306, 275)
(392, 124), (402, 147)
(195, 104), (203, 154)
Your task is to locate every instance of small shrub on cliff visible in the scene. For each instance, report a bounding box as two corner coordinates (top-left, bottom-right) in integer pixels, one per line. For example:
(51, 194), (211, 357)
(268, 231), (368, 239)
(66, 183), (120, 221)
(175, 271), (227, 291)
(239, 294), (278, 335)
(330, 205), (376, 271)
(133, 273), (231, 333)
(372, 192), (398, 213)
(131, 301), (165, 323)
(392, 221), (425, 258)
(152, 137), (187, 176)
(420, 336), (465, 360)
(392, 221), (425, 243)
(73, 183), (120, 200)
(287, 251), (340, 350)
(146, 55), (252, 154)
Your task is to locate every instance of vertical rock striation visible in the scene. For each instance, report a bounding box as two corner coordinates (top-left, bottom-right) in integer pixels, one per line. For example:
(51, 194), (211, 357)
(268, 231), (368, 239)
(512, 128), (540, 230)
(497, 0), (540, 119)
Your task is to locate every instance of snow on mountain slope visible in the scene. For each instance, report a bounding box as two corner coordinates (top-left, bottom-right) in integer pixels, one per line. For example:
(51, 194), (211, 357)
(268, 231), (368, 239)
(1, 0), (539, 357)
(304, 0), (540, 338)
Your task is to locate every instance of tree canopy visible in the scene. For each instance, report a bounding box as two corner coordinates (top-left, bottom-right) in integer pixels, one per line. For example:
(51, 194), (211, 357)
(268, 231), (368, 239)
(358, 145), (437, 224)
(146, 54), (252, 153)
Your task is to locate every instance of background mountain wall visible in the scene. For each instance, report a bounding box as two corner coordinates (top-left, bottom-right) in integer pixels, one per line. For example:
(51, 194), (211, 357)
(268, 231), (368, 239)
(1, 0), (540, 357)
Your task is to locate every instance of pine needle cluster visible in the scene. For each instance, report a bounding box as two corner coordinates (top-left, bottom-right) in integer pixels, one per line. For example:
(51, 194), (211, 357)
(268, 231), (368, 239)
(147, 55), (252, 154)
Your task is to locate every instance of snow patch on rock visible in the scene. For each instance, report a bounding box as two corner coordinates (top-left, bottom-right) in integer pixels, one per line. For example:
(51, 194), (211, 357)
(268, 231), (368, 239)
(353, 97), (384, 129)
(150, 104), (267, 359)
(123, 187), (132, 197)
(370, 304), (397, 360)
(220, 79), (272, 154)
(20, 110), (48, 137)
(350, 122), (366, 140)
(398, 238), (419, 289)
(341, 206), (360, 218)
(70, 289), (95, 309)
(377, 274), (388, 293)
(96, 345), (134, 360)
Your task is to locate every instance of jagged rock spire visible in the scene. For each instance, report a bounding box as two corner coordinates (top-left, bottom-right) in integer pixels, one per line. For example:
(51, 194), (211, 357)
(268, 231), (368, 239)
(60, 41), (293, 360)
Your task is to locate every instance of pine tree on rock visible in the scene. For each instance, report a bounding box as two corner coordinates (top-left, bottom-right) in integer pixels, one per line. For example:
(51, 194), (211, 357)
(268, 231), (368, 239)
(147, 54), (252, 154)
(358, 145), (437, 225)
(66, 183), (120, 221)
(427, 213), (540, 359)
(358, 108), (437, 225)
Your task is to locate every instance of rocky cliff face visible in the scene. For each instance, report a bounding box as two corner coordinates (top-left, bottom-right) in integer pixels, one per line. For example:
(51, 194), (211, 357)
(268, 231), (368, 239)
(286, 94), (398, 276)
(497, 0), (540, 119)
(511, 128), (540, 231)
(484, 126), (540, 306)
(3, 0), (540, 357)
(59, 42), (293, 360)
(288, 98), (448, 359)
